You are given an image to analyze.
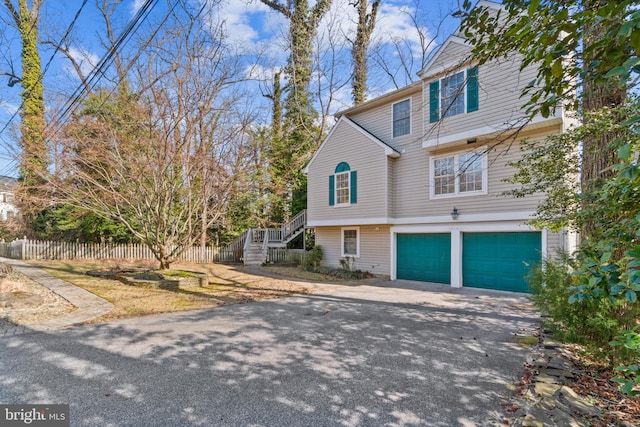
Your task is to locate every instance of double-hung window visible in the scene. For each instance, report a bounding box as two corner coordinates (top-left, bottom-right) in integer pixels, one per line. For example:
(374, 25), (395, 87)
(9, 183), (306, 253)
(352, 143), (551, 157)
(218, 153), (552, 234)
(392, 99), (411, 138)
(458, 152), (483, 192)
(341, 227), (360, 257)
(430, 149), (487, 198)
(335, 171), (350, 205)
(433, 156), (455, 196)
(429, 66), (479, 122)
(441, 72), (465, 118)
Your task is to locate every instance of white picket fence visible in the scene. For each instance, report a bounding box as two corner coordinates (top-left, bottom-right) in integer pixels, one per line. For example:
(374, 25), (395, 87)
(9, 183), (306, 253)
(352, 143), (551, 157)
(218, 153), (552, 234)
(0, 239), (307, 265)
(0, 239), (237, 263)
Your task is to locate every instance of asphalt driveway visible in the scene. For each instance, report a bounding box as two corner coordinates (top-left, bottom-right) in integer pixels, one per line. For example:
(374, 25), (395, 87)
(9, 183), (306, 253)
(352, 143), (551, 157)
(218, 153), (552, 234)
(0, 281), (539, 426)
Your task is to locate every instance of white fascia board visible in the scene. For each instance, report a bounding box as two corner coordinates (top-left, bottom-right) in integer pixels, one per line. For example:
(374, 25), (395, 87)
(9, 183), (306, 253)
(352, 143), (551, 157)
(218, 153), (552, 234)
(391, 222), (537, 234)
(308, 211), (536, 228)
(392, 211), (537, 225)
(422, 115), (563, 149)
(307, 217), (392, 227)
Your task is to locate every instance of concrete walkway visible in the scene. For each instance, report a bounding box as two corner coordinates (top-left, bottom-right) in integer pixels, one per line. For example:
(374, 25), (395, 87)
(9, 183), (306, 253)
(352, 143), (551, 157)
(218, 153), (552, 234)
(0, 257), (113, 333)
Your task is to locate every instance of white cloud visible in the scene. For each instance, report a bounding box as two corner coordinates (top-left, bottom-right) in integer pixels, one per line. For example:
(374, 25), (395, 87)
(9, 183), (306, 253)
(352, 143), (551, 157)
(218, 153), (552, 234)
(243, 63), (281, 82)
(374, 3), (431, 47)
(0, 101), (19, 115)
(316, 2), (356, 51)
(330, 85), (355, 114)
(65, 47), (99, 77)
(131, 0), (145, 16)
(317, 1), (433, 50)
(201, 0), (285, 48)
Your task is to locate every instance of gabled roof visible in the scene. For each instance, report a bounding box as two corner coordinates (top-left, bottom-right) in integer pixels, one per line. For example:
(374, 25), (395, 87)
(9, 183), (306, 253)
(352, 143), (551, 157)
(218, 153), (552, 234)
(335, 81), (422, 118)
(417, 36), (471, 79)
(417, 0), (504, 79)
(302, 116), (400, 174)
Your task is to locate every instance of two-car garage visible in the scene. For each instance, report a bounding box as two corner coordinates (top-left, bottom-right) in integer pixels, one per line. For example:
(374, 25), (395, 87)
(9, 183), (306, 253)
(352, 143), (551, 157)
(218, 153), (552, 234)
(396, 231), (542, 293)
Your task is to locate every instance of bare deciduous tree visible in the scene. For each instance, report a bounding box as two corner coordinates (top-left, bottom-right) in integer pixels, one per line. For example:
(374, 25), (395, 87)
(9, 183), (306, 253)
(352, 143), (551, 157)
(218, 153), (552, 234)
(54, 2), (252, 268)
(369, 0), (448, 90)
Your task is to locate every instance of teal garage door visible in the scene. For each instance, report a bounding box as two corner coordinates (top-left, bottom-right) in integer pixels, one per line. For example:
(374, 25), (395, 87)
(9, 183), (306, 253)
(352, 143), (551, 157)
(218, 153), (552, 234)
(463, 232), (541, 293)
(397, 233), (451, 284)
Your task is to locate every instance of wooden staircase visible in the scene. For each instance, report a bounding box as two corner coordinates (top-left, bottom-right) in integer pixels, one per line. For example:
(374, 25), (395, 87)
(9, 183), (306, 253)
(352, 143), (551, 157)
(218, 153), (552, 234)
(223, 210), (307, 265)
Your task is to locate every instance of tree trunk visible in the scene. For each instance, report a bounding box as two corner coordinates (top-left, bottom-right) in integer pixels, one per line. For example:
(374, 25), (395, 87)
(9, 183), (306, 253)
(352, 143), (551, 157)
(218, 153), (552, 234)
(351, 0), (380, 105)
(10, 0), (48, 222)
(259, 0), (332, 223)
(580, 0), (626, 239)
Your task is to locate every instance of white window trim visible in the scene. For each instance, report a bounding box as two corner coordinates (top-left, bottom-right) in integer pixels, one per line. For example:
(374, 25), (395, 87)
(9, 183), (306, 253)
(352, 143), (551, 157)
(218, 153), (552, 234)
(341, 226), (360, 258)
(429, 146), (489, 200)
(334, 171), (351, 207)
(439, 70), (466, 120)
(391, 98), (412, 138)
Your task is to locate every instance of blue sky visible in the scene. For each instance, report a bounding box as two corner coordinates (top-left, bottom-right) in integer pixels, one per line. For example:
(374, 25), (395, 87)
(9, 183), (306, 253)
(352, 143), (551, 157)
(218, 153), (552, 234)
(0, 0), (465, 178)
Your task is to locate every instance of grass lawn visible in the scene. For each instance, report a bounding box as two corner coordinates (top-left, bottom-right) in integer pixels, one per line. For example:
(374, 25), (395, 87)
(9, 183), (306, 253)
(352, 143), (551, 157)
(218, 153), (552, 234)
(26, 260), (311, 323)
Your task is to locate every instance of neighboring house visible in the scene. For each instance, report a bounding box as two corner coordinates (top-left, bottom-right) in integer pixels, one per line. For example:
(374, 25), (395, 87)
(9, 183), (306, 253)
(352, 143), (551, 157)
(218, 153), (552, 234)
(0, 176), (19, 221)
(303, 0), (575, 293)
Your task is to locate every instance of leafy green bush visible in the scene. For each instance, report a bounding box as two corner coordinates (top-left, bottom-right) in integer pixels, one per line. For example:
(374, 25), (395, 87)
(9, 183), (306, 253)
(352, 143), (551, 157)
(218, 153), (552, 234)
(305, 245), (323, 268)
(610, 326), (640, 396)
(527, 253), (638, 361)
(528, 255), (582, 337)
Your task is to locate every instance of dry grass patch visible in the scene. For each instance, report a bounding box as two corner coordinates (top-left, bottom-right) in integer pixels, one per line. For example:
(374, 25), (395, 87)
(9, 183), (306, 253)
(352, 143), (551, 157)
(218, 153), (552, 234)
(261, 265), (350, 282)
(0, 269), (75, 327)
(26, 260), (309, 323)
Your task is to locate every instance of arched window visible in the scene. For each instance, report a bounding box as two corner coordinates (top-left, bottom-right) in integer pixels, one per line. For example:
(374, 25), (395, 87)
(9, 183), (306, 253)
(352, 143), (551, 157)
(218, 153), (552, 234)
(329, 162), (357, 206)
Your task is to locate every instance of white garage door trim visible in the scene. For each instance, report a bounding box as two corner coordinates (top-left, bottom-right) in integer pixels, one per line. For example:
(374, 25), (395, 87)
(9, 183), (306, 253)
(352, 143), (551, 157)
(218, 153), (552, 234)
(390, 222), (548, 287)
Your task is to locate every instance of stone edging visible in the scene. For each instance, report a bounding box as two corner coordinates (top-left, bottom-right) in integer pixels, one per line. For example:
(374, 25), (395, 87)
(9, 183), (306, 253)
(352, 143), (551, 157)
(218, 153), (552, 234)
(510, 336), (603, 427)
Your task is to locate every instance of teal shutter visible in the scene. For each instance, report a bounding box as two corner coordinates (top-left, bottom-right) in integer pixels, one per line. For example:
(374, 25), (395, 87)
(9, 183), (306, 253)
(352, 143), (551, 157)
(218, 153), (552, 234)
(350, 171), (357, 204)
(429, 81), (440, 122)
(466, 66), (478, 113)
(329, 175), (335, 206)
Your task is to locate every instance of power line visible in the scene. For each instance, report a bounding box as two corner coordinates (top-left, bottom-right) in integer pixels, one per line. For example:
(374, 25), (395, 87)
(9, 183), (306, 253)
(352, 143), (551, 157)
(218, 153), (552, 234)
(0, 0), (161, 177)
(46, 0), (159, 139)
(0, 159), (18, 177)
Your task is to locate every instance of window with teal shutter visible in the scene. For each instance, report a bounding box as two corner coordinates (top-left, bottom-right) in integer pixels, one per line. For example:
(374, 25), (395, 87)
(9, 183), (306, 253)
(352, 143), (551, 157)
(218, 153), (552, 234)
(429, 81), (440, 123)
(329, 175), (335, 206)
(466, 66), (478, 113)
(350, 171), (357, 204)
(329, 162), (357, 206)
(429, 67), (479, 121)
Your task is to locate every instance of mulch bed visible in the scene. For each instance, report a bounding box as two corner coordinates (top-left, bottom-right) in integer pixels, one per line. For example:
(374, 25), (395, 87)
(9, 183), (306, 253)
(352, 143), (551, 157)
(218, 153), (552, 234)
(569, 357), (640, 426)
